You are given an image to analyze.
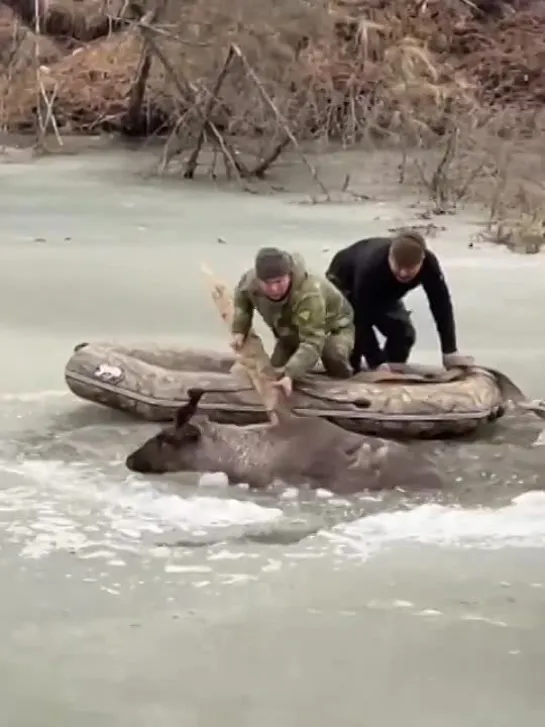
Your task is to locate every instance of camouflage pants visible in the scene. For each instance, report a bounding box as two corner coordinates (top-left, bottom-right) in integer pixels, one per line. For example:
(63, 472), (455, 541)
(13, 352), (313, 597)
(270, 329), (354, 379)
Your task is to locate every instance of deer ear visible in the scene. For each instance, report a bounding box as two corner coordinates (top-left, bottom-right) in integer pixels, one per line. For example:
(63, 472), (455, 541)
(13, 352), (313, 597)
(174, 390), (205, 428)
(174, 403), (193, 428)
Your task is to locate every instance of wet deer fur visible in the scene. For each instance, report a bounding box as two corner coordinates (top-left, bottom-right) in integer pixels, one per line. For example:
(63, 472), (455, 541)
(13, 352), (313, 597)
(126, 387), (443, 494)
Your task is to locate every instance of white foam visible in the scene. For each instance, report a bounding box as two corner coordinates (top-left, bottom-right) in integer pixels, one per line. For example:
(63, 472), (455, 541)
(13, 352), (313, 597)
(2, 456), (545, 564)
(0, 458), (282, 559)
(326, 490), (545, 558)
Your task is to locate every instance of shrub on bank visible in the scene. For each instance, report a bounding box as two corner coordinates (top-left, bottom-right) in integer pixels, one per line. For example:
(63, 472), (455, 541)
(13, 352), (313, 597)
(1, 0), (544, 140)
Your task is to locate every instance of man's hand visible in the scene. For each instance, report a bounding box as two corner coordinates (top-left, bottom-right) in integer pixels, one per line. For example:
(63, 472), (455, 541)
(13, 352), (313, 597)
(230, 333), (245, 352)
(272, 375), (293, 398)
(443, 352), (475, 369)
(349, 354), (362, 374)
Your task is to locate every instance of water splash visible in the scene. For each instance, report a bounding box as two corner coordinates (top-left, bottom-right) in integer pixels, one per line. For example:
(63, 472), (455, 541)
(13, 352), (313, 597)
(0, 458), (282, 560)
(325, 490), (545, 559)
(1, 454), (544, 564)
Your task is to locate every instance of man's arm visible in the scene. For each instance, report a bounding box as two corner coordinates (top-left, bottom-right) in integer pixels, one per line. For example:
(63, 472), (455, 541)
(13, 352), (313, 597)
(283, 291), (327, 380)
(350, 310), (384, 371)
(421, 252), (457, 354)
(231, 274), (254, 337)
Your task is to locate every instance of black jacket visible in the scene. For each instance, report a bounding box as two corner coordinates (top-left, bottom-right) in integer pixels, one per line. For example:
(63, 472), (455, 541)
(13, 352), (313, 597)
(326, 237), (457, 369)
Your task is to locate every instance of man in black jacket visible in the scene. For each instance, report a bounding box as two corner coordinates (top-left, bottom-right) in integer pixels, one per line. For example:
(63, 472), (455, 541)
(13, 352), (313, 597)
(326, 230), (474, 373)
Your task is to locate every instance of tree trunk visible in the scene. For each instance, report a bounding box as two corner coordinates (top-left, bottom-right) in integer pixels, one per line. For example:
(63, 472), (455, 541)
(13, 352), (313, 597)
(0, 0), (133, 43)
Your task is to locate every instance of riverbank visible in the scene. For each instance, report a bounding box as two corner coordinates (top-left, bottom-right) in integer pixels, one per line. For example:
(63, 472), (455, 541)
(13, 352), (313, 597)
(2, 1), (544, 135)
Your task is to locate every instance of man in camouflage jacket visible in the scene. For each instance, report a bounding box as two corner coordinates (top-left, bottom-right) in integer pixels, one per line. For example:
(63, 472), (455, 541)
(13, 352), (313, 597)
(230, 247), (355, 397)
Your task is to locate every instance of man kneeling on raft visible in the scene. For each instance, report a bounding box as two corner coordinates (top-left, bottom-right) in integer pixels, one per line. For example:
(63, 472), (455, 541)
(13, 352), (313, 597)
(326, 230), (474, 374)
(230, 247), (355, 397)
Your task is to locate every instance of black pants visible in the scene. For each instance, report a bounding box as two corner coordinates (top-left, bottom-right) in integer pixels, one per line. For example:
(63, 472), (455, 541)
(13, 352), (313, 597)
(374, 302), (416, 363)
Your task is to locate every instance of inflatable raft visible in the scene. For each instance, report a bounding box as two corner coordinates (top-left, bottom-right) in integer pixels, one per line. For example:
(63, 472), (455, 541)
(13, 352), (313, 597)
(63, 342), (515, 439)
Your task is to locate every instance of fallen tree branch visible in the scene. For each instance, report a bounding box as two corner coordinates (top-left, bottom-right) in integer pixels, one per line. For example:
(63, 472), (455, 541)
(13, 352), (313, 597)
(201, 263), (291, 425)
(128, 27), (311, 183)
(158, 108), (194, 174)
(36, 75), (63, 147)
(231, 43), (331, 199)
(32, 0), (62, 149)
(138, 22), (251, 188)
(249, 135), (290, 179)
(184, 46), (235, 179)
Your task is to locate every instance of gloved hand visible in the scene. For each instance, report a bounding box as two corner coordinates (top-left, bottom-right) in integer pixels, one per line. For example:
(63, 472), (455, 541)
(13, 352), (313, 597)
(442, 352), (475, 369)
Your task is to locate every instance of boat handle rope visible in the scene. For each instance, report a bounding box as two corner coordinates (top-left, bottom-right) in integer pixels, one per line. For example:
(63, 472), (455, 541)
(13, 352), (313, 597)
(188, 384), (372, 409)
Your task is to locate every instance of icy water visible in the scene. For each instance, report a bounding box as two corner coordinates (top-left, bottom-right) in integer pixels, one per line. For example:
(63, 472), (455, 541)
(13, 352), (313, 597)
(1, 145), (545, 726)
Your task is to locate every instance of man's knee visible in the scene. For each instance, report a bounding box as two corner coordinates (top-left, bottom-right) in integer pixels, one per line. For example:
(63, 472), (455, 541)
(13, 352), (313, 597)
(401, 321), (416, 347)
(384, 320), (416, 362)
(390, 322), (416, 350)
(381, 307), (416, 346)
(321, 331), (354, 378)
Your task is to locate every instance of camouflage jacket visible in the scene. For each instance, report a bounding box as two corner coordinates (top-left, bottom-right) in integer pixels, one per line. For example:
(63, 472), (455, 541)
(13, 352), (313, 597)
(231, 252), (354, 379)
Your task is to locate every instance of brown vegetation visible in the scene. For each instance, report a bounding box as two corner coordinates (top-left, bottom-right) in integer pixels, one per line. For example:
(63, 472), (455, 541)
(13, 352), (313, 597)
(4, 0), (543, 139)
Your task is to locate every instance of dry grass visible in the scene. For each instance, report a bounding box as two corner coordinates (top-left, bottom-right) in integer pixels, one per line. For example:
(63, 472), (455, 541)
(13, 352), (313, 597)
(397, 107), (545, 252)
(2, 0), (541, 139)
(475, 136), (545, 254)
(0, 0), (480, 138)
(3, 0), (544, 139)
